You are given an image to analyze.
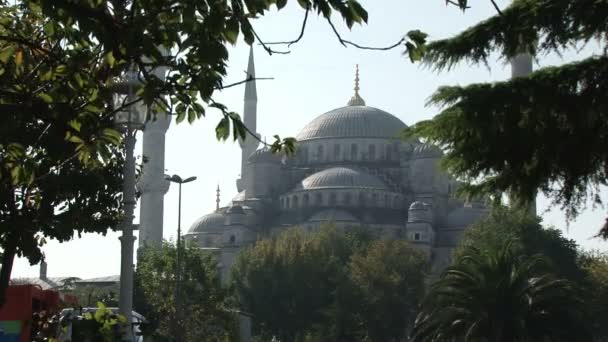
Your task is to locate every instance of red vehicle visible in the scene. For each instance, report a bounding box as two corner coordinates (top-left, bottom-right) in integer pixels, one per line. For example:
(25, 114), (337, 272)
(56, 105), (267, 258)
(0, 285), (77, 342)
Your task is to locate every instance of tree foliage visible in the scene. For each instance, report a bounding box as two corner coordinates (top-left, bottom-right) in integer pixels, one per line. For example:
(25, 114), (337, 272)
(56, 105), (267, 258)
(580, 252), (608, 341)
(0, 0), (372, 305)
(230, 226), (428, 342)
(412, 243), (590, 342)
(349, 239), (428, 342)
(456, 207), (585, 282)
(406, 0), (608, 237)
(134, 241), (236, 341)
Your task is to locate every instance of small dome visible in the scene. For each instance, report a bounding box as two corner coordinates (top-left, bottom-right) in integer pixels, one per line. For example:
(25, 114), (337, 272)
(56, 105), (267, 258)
(296, 106), (406, 141)
(188, 212), (225, 233)
(295, 167), (387, 190)
(447, 206), (488, 229)
(232, 190), (246, 202)
(308, 209), (358, 222)
(247, 147), (282, 164)
(227, 205), (245, 214)
(409, 201), (429, 211)
(412, 144), (442, 159)
(408, 201), (432, 223)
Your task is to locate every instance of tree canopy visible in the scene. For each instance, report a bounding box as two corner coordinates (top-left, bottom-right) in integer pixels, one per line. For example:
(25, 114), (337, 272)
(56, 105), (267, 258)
(230, 226), (428, 342)
(457, 207), (585, 282)
(413, 242), (590, 342)
(407, 0), (608, 237)
(134, 242), (236, 341)
(0, 0), (380, 305)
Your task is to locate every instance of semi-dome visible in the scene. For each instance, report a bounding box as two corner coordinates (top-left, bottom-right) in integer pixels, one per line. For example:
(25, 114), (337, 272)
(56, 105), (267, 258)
(295, 167), (387, 190)
(247, 147), (282, 164)
(296, 106), (407, 141)
(188, 212), (225, 233)
(308, 209), (358, 222)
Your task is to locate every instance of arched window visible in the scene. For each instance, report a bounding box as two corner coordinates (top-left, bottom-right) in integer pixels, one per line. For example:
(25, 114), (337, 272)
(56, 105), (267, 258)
(230, 235), (236, 244)
(351, 144), (358, 160)
(384, 194), (389, 207)
(334, 144), (341, 160)
(358, 192), (366, 206)
(299, 146), (308, 164)
(293, 196), (299, 208)
(286, 197), (291, 208)
(303, 193), (310, 206)
(368, 144), (376, 160)
(315, 193), (323, 206)
(317, 145), (324, 161)
(371, 193), (379, 206)
(344, 192), (352, 205)
(329, 193), (337, 205)
(386, 145), (392, 160)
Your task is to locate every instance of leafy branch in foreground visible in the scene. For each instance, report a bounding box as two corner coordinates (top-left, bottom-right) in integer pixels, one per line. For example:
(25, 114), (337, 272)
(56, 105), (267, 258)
(406, 0), (608, 237)
(0, 0), (378, 306)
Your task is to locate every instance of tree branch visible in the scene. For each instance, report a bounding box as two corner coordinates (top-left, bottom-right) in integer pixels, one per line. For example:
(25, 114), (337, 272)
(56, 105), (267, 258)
(326, 17), (405, 51)
(490, 0), (503, 15)
(264, 8), (309, 47)
(250, 26), (290, 55)
(217, 76), (274, 90)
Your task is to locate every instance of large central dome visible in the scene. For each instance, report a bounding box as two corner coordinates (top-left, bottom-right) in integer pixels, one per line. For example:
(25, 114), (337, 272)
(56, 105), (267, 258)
(296, 105), (407, 141)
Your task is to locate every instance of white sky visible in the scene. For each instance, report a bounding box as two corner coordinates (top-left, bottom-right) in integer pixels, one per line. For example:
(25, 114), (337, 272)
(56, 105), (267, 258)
(12, 0), (607, 279)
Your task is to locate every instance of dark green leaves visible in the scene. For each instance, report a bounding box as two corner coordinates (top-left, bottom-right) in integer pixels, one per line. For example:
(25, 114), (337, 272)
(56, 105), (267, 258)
(404, 30), (428, 62)
(215, 116), (230, 141)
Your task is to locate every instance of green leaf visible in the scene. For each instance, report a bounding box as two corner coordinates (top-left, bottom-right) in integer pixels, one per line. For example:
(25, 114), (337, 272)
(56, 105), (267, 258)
(101, 128), (122, 145)
(104, 51), (116, 67)
(68, 135), (84, 144)
(0, 44), (17, 64)
(37, 92), (53, 103)
(225, 17), (240, 45)
(276, 0), (288, 10)
(14, 49), (23, 67)
(215, 117), (230, 141)
(68, 119), (82, 132)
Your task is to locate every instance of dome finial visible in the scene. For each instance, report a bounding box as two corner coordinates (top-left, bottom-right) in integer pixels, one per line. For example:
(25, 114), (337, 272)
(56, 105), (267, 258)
(216, 184), (221, 211)
(347, 64), (366, 106)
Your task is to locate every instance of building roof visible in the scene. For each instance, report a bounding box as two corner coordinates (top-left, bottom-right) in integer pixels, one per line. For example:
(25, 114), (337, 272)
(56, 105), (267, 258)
(296, 106), (406, 141)
(295, 167), (388, 191)
(9, 277), (78, 290)
(75, 275), (120, 285)
(188, 212), (225, 234)
(247, 147), (282, 164)
(308, 209), (358, 222)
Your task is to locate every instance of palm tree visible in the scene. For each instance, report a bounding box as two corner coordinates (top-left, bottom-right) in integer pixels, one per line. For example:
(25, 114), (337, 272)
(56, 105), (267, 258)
(411, 242), (590, 342)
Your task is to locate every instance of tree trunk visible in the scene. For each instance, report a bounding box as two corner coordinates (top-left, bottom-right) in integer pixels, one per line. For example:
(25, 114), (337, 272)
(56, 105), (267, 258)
(0, 238), (17, 308)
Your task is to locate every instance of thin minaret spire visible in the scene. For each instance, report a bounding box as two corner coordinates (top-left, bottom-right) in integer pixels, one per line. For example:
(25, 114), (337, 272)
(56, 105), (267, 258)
(216, 184), (221, 211)
(347, 64), (366, 106)
(237, 46), (260, 193)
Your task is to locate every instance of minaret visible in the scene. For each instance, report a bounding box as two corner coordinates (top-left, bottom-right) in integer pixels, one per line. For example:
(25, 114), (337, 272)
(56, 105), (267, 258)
(510, 49), (537, 215)
(347, 64), (365, 106)
(237, 46), (260, 192)
(138, 62), (171, 248)
(216, 184), (221, 211)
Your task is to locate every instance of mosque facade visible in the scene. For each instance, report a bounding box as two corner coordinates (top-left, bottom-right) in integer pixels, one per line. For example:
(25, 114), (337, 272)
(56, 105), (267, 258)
(150, 48), (489, 279)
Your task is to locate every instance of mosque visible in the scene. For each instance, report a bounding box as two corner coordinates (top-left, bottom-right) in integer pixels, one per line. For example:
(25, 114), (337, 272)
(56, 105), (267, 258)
(137, 47), (489, 280)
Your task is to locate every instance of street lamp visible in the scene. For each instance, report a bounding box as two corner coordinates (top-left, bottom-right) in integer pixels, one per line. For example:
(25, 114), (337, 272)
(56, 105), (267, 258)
(165, 174), (197, 342)
(112, 70), (147, 340)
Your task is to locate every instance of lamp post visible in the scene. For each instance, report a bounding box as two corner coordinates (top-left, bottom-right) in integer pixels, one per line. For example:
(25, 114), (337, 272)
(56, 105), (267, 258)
(112, 70), (147, 340)
(165, 174), (197, 342)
